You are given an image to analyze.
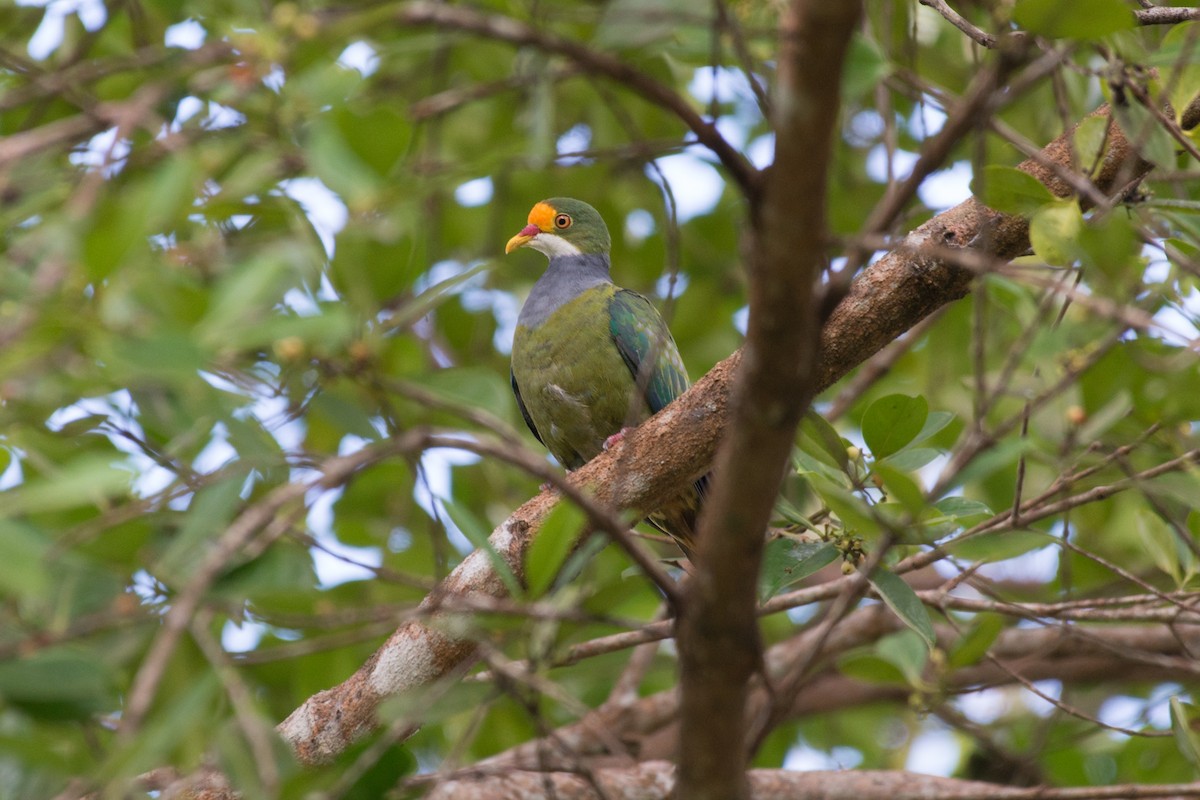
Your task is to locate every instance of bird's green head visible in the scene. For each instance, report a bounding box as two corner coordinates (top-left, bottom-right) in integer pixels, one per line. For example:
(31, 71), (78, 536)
(505, 197), (611, 258)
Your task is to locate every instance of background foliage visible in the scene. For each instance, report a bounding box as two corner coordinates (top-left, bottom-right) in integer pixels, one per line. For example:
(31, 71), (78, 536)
(3, 0), (1200, 798)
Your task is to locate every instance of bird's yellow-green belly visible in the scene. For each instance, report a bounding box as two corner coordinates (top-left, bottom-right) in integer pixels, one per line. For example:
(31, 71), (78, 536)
(512, 296), (647, 469)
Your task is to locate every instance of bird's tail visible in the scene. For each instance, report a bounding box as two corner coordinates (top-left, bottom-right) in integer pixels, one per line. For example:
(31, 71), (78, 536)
(647, 473), (709, 559)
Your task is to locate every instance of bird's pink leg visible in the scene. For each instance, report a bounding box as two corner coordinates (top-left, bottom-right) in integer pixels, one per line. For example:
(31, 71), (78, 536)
(603, 427), (632, 452)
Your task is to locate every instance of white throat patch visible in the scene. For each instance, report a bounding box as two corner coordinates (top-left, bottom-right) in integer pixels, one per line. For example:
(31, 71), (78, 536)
(529, 234), (583, 258)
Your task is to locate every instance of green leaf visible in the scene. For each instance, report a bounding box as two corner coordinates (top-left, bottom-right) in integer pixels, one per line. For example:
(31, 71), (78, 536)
(799, 410), (851, 472)
(387, 261), (490, 331)
(949, 438), (1037, 490)
(335, 104), (411, 179)
(1077, 390), (1133, 442)
(869, 569), (935, 649)
(1160, 23), (1200, 124)
(1014, 0), (1134, 39)
(837, 652), (908, 685)
(0, 455), (130, 518)
(1112, 96), (1180, 169)
(881, 447), (942, 472)
(862, 394), (928, 459)
(443, 499), (523, 598)
(1137, 508), (1189, 585)
(932, 496), (994, 526)
(1073, 116), (1111, 175)
(972, 165), (1057, 215)
(158, 476), (246, 586)
(1029, 200), (1084, 266)
(912, 411), (956, 446)
(1171, 697), (1200, 773)
(340, 742), (418, 800)
(810, 474), (878, 535)
(414, 367), (513, 423)
(1079, 210), (1140, 285)
(842, 34), (890, 99)
(0, 521), (50, 600)
(871, 462), (925, 516)
(877, 629), (929, 685)
(96, 672), (221, 783)
(759, 538), (840, 601)
(594, 0), (712, 50)
(950, 530), (1049, 562)
(526, 501), (586, 597)
(949, 613), (1006, 668)
(306, 115), (383, 205)
(0, 649), (117, 720)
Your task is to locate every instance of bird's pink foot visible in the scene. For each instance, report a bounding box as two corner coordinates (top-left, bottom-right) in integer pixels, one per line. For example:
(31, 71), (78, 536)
(603, 427), (632, 452)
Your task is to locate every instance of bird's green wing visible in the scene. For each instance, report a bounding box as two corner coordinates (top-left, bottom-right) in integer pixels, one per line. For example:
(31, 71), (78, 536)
(608, 289), (689, 414)
(511, 369), (544, 444)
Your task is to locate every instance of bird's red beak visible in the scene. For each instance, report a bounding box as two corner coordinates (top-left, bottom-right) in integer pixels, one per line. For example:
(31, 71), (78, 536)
(505, 223), (541, 254)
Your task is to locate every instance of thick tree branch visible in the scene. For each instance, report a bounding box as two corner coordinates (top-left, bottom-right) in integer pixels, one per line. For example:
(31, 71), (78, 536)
(673, 2), (861, 798)
(424, 761), (1200, 800)
(479, 618), (1200, 775)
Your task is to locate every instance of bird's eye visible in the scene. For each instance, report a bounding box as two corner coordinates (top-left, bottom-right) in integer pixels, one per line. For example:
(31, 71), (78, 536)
(554, 214), (572, 229)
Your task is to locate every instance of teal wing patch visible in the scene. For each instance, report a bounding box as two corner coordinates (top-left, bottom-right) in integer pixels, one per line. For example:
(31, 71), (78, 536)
(608, 289), (689, 414)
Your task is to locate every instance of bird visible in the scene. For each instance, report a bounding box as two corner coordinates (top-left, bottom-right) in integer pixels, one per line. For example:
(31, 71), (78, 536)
(505, 197), (704, 554)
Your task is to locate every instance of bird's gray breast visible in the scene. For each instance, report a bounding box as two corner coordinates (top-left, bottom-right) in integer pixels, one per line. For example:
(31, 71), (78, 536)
(517, 254), (613, 329)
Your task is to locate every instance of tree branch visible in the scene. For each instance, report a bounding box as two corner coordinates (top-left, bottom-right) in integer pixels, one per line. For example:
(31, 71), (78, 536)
(423, 760), (1200, 800)
(673, 2), (861, 797)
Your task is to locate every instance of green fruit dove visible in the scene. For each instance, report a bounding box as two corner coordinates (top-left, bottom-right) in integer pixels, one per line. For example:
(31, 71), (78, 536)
(505, 198), (705, 554)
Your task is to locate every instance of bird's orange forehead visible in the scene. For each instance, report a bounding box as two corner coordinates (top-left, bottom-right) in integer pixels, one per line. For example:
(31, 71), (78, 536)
(527, 201), (556, 232)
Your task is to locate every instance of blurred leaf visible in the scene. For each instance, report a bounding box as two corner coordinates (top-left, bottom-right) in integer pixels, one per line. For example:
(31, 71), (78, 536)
(759, 538), (839, 601)
(1160, 24), (1200, 124)
(413, 367), (512, 421)
(913, 411), (955, 446)
(972, 165), (1056, 216)
(443, 499), (522, 597)
(1137, 508), (1190, 585)
(872, 462), (925, 516)
(1029, 200), (1084, 266)
(1171, 697), (1200, 773)
(1112, 96), (1179, 169)
(809, 474), (878, 535)
(340, 742), (418, 800)
(950, 530), (1049, 562)
(842, 34), (890, 99)
(335, 105), (411, 179)
(1079, 210), (1140, 286)
(1014, 0), (1134, 39)
(881, 447), (942, 472)
(307, 116), (383, 205)
(869, 569), (935, 649)
(877, 629), (928, 685)
(0, 521), (51, 601)
(0, 455), (130, 518)
(526, 500), (586, 596)
(863, 394), (928, 459)
(96, 672), (221, 784)
(1073, 116), (1111, 175)
(158, 475), (245, 586)
(595, 0), (712, 50)
(932, 496), (993, 526)
(949, 613), (1005, 668)
(799, 410), (851, 472)
(0, 649), (117, 720)
(837, 652), (909, 685)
